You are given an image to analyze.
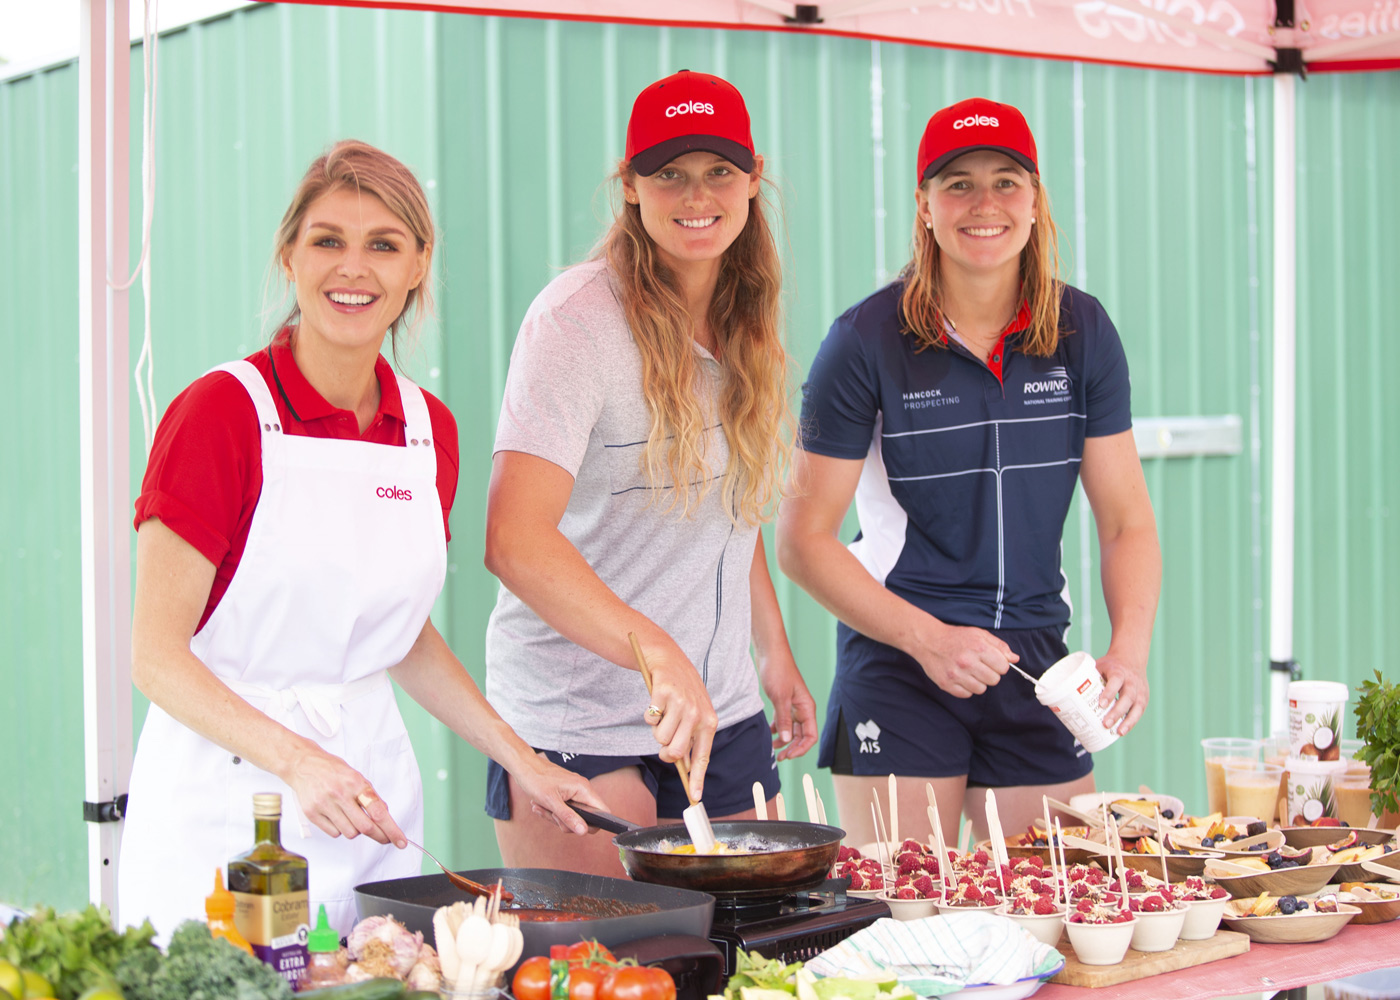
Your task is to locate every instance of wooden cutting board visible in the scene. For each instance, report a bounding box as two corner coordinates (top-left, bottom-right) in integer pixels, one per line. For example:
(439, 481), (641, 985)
(1049, 930), (1251, 987)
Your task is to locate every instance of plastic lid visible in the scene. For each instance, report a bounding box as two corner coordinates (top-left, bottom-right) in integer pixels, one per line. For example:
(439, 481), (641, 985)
(206, 867), (236, 919)
(252, 792), (283, 818)
(308, 904), (340, 953)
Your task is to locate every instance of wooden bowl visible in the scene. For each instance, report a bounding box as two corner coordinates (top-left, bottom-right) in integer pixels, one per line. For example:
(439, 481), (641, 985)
(1281, 826), (1392, 850)
(1338, 847), (1400, 884)
(1331, 884), (1400, 925)
(1205, 861), (1341, 898)
(1221, 903), (1360, 943)
(1120, 851), (1222, 881)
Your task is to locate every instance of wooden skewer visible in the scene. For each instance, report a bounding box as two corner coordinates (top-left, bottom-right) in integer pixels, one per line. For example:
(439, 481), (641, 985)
(753, 782), (767, 821)
(802, 773), (819, 823)
(1109, 815), (1129, 910)
(871, 803), (893, 885)
(1155, 811), (1170, 883)
(928, 803), (951, 901)
(985, 788), (1010, 902)
(1053, 818), (1070, 907)
(775, 791), (786, 822)
(872, 788), (892, 861)
(815, 785), (828, 826)
(888, 773), (900, 848)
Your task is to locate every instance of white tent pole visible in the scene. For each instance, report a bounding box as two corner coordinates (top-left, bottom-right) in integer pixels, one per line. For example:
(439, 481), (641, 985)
(79, 0), (133, 917)
(1268, 70), (1297, 738)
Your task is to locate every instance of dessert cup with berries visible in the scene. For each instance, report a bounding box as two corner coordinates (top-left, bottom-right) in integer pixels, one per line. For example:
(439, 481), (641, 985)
(1126, 891), (1189, 952)
(997, 893), (1067, 947)
(1063, 903), (1137, 966)
(1173, 876), (1233, 940)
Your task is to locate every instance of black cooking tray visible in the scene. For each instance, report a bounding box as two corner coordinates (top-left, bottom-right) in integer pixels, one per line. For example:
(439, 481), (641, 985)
(355, 867), (715, 973)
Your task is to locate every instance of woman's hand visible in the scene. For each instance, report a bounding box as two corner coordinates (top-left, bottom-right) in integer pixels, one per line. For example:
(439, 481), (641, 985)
(638, 642), (718, 799)
(758, 650), (818, 760)
(912, 619), (1018, 698)
(1095, 651), (1149, 735)
(519, 753), (611, 835)
(280, 742), (408, 847)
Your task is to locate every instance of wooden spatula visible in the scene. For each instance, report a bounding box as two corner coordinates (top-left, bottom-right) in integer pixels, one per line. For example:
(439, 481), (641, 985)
(627, 632), (717, 853)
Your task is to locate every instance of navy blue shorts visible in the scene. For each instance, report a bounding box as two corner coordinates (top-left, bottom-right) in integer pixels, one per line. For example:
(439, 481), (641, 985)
(816, 624), (1093, 787)
(485, 710), (781, 820)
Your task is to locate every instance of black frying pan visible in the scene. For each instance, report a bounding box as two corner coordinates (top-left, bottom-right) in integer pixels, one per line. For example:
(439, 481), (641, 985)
(574, 806), (845, 897)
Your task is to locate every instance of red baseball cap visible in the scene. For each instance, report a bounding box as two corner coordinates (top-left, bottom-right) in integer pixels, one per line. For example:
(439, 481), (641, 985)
(625, 70), (756, 177)
(917, 97), (1038, 183)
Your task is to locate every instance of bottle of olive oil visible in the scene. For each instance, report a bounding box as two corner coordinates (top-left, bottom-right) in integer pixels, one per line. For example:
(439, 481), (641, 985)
(228, 792), (309, 989)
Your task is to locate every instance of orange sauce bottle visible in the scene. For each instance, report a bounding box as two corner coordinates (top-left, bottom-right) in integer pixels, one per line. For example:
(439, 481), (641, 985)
(206, 867), (255, 955)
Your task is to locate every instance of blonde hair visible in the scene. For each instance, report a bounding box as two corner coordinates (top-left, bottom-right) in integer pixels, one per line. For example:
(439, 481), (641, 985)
(899, 177), (1063, 355)
(268, 139), (435, 365)
(598, 163), (791, 525)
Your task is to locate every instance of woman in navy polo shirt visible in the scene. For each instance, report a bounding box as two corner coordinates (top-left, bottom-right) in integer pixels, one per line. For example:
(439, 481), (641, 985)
(777, 98), (1160, 845)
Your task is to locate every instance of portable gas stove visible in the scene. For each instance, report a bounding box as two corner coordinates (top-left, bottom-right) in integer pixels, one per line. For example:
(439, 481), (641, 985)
(706, 878), (891, 975)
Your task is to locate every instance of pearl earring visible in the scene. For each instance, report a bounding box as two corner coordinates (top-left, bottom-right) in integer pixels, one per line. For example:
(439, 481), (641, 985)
(925, 221), (933, 230)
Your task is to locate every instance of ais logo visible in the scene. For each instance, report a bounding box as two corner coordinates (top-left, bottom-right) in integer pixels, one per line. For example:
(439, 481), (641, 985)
(855, 719), (881, 754)
(953, 114), (999, 130)
(376, 486), (413, 501)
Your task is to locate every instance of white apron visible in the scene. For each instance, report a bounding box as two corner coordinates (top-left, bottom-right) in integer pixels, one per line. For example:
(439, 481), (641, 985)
(119, 360), (446, 938)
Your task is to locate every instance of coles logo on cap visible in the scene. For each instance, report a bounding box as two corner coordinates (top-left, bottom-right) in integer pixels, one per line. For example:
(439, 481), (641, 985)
(917, 97), (1038, 183)
(626, 70), (756, 178)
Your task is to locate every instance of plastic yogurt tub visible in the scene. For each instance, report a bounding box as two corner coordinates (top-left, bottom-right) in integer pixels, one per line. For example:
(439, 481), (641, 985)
(1288, 680), (1349, 761)
(1283, 754), (1350, 825)
(1035, 651), (1119, 753)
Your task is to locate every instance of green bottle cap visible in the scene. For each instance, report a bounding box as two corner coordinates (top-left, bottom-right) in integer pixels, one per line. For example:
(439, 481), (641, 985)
(308, 904), (340, 953)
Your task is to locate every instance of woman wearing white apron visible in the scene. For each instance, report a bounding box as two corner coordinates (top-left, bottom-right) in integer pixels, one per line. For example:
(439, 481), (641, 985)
(120, 141), (604, 940)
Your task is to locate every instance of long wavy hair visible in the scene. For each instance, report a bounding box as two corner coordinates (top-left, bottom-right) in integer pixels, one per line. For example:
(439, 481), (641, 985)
(899, 175), (1063, 355)
(266, 139), (435, 367)
(598, 163), (791, 526)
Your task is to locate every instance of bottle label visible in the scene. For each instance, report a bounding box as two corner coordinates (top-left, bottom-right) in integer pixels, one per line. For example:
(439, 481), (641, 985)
(233, 890), (309, 988)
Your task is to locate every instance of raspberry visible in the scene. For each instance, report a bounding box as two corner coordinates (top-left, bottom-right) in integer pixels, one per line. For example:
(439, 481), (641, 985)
(1085, 869), (1107, 885)
(858, 858), (883, 874)
(1211, 887), (1229, 899)
(963, 885), (984, 904)
(896, 885), (918, 900)
(921, 857), (941, 876)
(1076, 898), (1095, 913)
(1111, 910), (1135, 923)
(1070, 882), (1092, 899)
(972, 849), (991, 866)
(958, 874), (977, 887)
(901, 838), (925, 854)
(1125, 870), (1145, 888)
(1136, 895), (1165, 913)
(894, 874), (914, 889)
(849, 870), (871, 890)
(912, 875), (936, 898)
(1033, 896), (1057, 916)
(897, 854), (923, 876)
(868, 873), (885, 889)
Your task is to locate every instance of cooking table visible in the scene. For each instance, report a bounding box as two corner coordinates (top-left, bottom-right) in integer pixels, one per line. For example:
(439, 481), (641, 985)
(1035, 918), (1400, 999)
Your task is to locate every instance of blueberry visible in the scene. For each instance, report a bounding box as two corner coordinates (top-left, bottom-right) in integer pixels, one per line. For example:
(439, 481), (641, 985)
(1341, 822), (1350, 827)
(1250, 843), (1268, 851)
(1296, 899), (1310, 910)
(1201, 836), (1215, 847)
(1161, 809), (1175, 820)
(1279, 896), (1298, 914)
(1033, 838), (1048, 847)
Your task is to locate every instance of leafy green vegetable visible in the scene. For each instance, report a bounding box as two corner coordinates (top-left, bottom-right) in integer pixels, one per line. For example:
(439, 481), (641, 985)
(723, 950), (802, 998)
(0, 904), (156, 1000)
(1354, 669), (1400, 817)
(115, 921), (293, 1000)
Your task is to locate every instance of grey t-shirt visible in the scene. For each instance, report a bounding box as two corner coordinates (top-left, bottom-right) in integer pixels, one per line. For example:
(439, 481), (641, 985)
(485, 260), (766, 755)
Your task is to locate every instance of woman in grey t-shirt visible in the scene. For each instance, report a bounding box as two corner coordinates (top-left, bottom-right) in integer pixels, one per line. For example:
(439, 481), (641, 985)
(483, 70), (817, 876)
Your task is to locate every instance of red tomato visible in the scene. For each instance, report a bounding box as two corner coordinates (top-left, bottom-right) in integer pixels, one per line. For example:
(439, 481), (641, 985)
(599, 965), (676, 1000)
(565, 941), (618, 967)
(513, 955), (553, 1000)
(568, 962), (610, 1000)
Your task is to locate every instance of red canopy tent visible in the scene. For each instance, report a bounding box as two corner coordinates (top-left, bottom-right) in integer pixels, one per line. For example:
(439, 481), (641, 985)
(75, 0), (1398, 915)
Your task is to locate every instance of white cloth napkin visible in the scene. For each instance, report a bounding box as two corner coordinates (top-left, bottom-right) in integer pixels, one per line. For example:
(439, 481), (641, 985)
(805, 912), (1063, 997)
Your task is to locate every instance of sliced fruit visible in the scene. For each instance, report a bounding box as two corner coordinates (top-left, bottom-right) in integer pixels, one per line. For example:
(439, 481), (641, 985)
(1310, 816), (1342, 827)
(1327, 831), (1360, 852)
(1250, 892), (1277, 916)
(1278, 846), (1314, 865)
(1333, 845), (1385, 864)
(20, 970), (53, 1000)
(1234, 858), (1272, 872)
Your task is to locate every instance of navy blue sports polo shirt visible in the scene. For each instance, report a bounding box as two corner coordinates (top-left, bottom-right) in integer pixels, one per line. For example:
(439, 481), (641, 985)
(798, 280), (1132, 632)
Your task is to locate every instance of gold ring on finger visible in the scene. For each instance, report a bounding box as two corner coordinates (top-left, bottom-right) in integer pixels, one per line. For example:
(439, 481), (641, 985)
(646, 704), (664, 718)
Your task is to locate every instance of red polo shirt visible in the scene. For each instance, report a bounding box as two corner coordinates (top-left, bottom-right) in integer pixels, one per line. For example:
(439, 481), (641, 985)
(135, 329), (459, 632)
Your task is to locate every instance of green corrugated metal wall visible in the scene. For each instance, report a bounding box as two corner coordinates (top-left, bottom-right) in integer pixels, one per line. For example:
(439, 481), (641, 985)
(2, 2), (1396, 913)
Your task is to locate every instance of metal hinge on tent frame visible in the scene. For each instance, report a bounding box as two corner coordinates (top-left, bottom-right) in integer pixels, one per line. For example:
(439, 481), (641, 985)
(83, 794), (128, 823)
(786, 5), (822, 24)
(1271, 0), (1306, 75)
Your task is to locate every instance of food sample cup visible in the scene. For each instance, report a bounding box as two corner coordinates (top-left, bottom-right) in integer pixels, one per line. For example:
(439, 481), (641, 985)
(1201, 738), (1262, 816)
(1034, 651), (1119, 753)
(1224, 761), (1284, 823)
(1263, 733), (1291, 769)
(1336, 770), (1376, 828)
(1341, 739), (1368, 774)
(1287, 680), (1349, 761)
(1283, 755), (1349, 825)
